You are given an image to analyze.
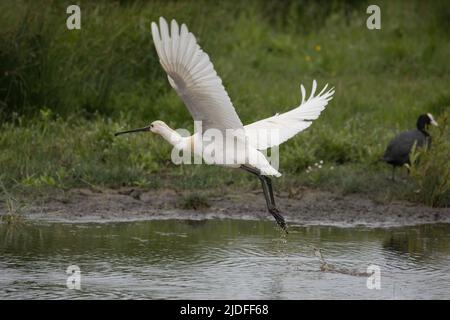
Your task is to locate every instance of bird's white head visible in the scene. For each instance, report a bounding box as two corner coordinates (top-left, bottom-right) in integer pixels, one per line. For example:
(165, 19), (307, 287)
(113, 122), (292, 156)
(114, 120), (168, 136)
(148, 120), (172, 134)
(115, 120), (182, 147)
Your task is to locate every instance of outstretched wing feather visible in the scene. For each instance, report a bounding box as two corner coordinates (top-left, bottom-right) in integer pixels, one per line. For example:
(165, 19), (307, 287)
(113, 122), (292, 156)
(151, 18), (244, 133)
(245, 80), (334, 150)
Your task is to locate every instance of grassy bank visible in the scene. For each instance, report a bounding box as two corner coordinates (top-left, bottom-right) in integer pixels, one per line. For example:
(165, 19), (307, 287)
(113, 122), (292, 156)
(1, 0), (449, 208)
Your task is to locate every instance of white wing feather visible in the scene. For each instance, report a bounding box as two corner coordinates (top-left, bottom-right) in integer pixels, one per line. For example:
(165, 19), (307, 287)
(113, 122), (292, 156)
(245, 80), (334, 150)
(151, 18), (244, 133)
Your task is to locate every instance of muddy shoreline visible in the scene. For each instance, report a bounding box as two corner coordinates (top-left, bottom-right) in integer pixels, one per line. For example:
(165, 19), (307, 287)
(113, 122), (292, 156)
(5, 187), (449, 228)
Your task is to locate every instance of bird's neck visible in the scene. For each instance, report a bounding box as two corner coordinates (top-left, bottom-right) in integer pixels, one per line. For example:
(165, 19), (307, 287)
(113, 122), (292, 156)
(159, 127), (183, 147)
(416, 119), (429, 136)
(418, 127), (429, 136)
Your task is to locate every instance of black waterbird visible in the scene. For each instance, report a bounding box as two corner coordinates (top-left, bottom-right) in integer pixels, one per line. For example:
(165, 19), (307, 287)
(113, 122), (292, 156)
(383, 113), (438, 180)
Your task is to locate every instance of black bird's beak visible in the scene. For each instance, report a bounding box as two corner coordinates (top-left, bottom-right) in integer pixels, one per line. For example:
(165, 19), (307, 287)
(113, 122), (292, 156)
(114, 126), (151, 136)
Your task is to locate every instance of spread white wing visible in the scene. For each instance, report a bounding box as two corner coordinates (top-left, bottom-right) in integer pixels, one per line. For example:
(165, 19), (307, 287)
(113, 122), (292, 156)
(245, 80), (334, 150)
(151, 17), (244, 134)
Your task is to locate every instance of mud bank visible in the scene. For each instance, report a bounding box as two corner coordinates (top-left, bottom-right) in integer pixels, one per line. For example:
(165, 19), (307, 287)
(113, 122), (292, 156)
(6, 187), (449, 228)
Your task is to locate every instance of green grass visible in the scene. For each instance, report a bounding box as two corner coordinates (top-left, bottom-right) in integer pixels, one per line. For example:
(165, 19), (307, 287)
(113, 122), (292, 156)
(408, 111), (450, 207)
(0, 182), (25, 226)
(0, 0), (449, 207)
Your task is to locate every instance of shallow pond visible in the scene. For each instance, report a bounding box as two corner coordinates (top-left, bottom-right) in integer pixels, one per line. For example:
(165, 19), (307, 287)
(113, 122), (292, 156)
(0, 220), (449, 299)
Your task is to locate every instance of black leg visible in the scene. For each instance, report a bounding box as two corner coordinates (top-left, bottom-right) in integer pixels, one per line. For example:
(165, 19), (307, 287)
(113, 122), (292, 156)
(263, 176), (276, 205)
(242, 165), (271, 208)
(241, 165), (288, 233)
(260, 177), (287, 232)
(391, 166), (396, 181)
(259, 173), (272, 209)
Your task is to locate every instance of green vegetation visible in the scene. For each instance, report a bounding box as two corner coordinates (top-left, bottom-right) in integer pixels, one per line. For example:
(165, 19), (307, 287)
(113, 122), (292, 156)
(1, 0), (449, 207)
(408, 110), (450, 207)
(0, 182), (25, 225)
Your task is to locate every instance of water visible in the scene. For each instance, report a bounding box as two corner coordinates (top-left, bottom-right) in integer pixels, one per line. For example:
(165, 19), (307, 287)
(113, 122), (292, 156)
(1, 220), (449, 299)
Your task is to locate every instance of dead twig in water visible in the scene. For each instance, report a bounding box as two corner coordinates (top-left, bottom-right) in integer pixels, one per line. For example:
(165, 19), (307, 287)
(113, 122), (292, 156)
(313, 247), (372, 277)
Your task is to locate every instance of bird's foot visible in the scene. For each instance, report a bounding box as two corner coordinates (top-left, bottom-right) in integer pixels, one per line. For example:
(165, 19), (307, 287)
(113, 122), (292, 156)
(268, 206), (288, 234)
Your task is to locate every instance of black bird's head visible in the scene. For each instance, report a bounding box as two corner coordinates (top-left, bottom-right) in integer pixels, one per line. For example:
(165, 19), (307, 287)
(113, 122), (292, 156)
(417, 113), (438, 132)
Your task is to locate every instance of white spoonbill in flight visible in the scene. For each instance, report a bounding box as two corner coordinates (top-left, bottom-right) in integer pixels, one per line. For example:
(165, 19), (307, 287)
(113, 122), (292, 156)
(115, 17), (335, 233)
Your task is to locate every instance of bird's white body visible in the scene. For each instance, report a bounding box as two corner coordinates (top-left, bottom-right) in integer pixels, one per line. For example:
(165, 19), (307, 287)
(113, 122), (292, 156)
(115, 17), (335, 232)
(153, 123), (280, 175)
(149, 17), (334, 176)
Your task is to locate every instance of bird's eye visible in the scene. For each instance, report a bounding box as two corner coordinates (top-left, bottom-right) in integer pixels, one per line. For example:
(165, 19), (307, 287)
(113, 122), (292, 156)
(150, 124), (154, 128)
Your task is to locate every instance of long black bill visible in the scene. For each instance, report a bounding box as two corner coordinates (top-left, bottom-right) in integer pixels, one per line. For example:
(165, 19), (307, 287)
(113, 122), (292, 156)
(114, 126), (150, 136)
